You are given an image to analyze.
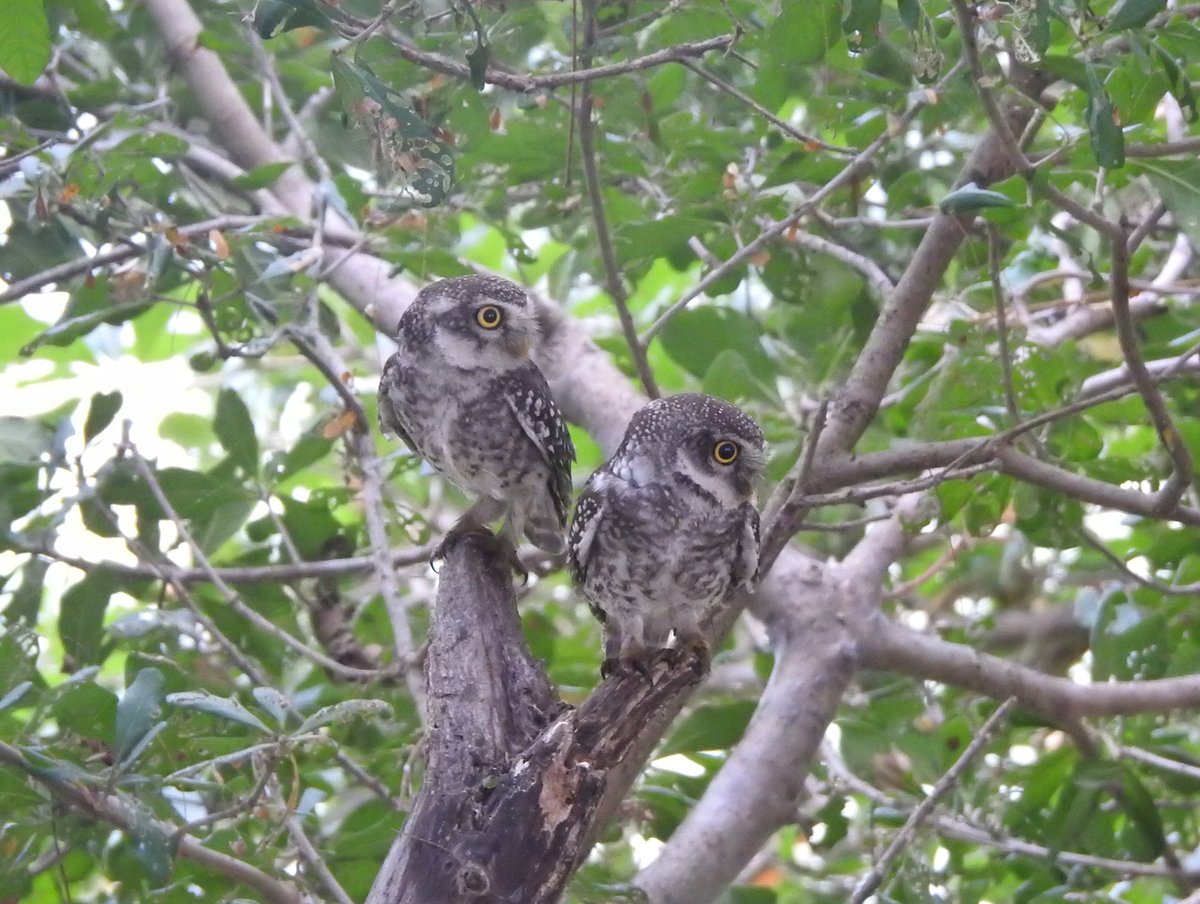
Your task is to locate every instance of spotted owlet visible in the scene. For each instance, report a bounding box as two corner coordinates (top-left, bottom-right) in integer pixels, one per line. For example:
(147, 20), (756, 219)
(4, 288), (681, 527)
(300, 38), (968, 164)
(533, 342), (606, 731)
(568, 393), (764, 676)
(377, 275), (575, 565)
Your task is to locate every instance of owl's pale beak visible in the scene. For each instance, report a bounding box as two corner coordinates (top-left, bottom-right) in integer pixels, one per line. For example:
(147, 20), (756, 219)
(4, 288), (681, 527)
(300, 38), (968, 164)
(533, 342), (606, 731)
(733, 471), (755, 500)
(505, 335), (531, 358)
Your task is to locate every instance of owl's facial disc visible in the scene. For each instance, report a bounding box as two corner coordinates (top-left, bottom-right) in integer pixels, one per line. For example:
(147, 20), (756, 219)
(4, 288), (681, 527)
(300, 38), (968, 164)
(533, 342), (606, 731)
(675, 426), (765, 505)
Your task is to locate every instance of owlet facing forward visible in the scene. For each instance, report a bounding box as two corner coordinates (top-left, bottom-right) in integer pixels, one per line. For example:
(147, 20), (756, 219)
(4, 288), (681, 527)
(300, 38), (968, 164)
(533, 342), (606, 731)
(377, 275), (574, 564)
(568, 394), (764, 677)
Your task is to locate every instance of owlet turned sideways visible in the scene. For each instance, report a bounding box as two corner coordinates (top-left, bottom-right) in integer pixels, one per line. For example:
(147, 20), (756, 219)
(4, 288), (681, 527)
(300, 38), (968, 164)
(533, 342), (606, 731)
(377, 275), (574, 564)
(568, 394), (764, 676)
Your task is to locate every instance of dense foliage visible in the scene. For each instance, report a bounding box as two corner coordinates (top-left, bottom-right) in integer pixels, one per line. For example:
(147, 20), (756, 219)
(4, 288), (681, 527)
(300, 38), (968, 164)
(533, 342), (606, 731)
(3, 0), (1200, 902)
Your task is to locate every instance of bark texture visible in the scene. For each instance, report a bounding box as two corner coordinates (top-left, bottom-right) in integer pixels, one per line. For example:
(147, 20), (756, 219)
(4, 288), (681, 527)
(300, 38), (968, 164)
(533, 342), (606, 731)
(365, 534), (706, 904)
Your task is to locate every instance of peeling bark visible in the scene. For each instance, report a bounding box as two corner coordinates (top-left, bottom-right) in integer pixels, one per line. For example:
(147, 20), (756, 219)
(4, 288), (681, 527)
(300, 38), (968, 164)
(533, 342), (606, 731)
(365, 535), (707, 904)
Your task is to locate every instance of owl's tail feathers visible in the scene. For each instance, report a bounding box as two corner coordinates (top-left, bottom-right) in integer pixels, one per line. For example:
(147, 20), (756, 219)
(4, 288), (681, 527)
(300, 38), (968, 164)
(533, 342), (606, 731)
(505, 494), (567, 555)
(525, 521), (567, 555)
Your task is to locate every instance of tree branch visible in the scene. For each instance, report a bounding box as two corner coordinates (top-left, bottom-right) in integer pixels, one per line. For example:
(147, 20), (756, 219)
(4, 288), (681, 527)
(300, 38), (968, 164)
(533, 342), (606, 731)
(816, 75), (1048, 456)
(0, 740), (310, 904)
(858, 614), (1200, 720)
(365, 535), (709, 904)
(374, 29), (738, 94)
(637, 499), (923, 904)
(11, 540), (435, 584)
(849, 698), (1015, 904)
(576, 1), (660, 398)
(639, 61), (964, 347)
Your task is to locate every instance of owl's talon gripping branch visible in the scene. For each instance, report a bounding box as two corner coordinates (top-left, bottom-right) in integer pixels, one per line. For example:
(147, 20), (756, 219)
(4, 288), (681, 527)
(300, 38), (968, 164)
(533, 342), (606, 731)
(665, 634), (712, 676)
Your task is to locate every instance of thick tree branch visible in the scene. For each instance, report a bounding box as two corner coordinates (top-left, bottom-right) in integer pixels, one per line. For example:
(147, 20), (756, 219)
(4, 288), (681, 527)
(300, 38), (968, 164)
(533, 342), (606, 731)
(636, 556), (850, 904)
(638, 499), (922, 903)
(816, 80), (1047, 457)
(365, 536), (709, 904)
(859, 614), (1200, 720)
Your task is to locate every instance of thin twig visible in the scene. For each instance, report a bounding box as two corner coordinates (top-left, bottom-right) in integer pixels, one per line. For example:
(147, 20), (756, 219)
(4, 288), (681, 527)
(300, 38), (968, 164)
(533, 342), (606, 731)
(783, 228), (895, 298)
(12, 541), (435, 583)
(348, 430), (427, 716)
(1078, 526), (1200, 596)
(1127, 202), (1168, 254)
(759, 400), (828, 568)
(794, 462), (995, 511)
(120, 436), (389, 682)
(679, 58), (854, 154)
(985, 223), (1021, 427)
(368, 25), (737, 93)
(576, 0), (660, 399)
(281, 327), (426, 710)
(849, 698), (1016, 904)
(641, 60), (965, 345)
(0, 214), (268, 305)
(1119, 745), (1200, 784)
(0, 740), (308, 904)
(287, 815), (356, 904)
(1107, 234), (1195, 510)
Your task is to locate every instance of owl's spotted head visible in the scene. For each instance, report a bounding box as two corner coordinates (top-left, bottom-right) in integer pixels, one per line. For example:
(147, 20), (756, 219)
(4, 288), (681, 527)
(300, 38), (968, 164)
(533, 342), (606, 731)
(403, 275), (540, 370)
(618, 393), (765, 507)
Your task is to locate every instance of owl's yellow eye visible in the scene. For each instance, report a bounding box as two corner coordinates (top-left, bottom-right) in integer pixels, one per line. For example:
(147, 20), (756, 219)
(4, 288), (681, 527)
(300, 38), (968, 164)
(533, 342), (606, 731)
(713, 440), (739, 465)
(476, 305), (503, 329)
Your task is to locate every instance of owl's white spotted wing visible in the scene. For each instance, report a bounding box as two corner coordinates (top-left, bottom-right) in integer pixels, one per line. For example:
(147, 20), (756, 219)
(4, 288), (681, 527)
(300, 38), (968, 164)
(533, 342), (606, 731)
(501, 366), (575, 527)
(377, 355), (419, 453)
(567, 487), (604, 585)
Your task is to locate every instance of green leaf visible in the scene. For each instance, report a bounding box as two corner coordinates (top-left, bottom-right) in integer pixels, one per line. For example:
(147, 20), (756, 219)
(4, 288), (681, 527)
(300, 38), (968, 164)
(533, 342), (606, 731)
(1030, 0), (1051, 56)
(214, 388), (259, 473)
(0, 0), (51, 85)
(252, 0), (328, 38)
(166, 691), (271, 733)
(251, 686), (290, 726)
(83, 391), (122, 445)
(768, 0), (842, 66)
(296, 698), (393, 733)
(330, 54), (455, 207)
(267, 430), (335, 484)
(231, 161), (295, 190)
(1152, 43), (1197, 122)
(466, 43), (489, 91)
(1106, 0), (1166, 31)
(115, 668), (166, 766)
(939, 182), (1016, 214)
(842, 0), (882, 51)
(1106, 56), (1170, 126)
(20, 279), (152, 355)
(1085, 69), (1125, 168)
(0, 417), (53, 464)
(1137, 159), (1200, 248)
(1089, 587), (1170, 681)
(58, 572), (118, 667)
(660, 700), (756, 755)
(3, 557), (46, 626)
(51, 680), (118, 739)
(1117, 765), (1166, 858)
(129, 807), (173, 886)
(702, 349), (779, 405)
(659, 307), (776, 384)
